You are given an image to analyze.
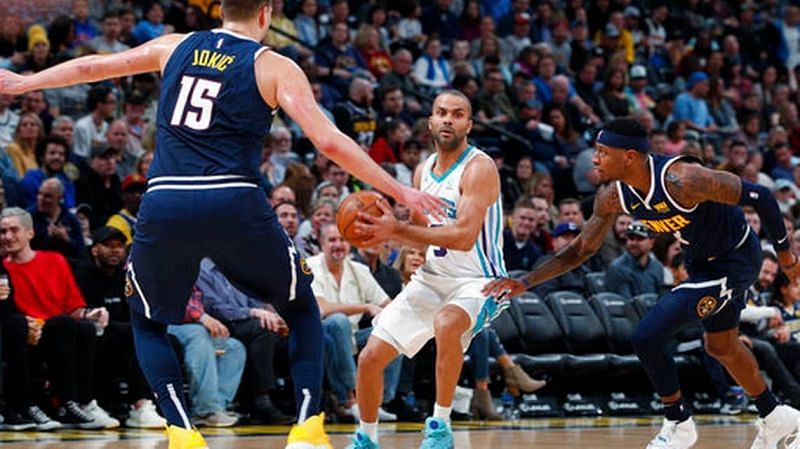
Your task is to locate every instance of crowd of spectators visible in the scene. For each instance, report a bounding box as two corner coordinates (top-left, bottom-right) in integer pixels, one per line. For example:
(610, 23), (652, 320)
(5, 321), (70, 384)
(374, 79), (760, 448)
(5, 0), (800, 429)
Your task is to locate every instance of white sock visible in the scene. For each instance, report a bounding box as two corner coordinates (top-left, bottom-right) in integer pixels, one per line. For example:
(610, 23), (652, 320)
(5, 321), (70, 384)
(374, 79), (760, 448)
(359, 420), (379, 442)
(432, 403), (452, 424)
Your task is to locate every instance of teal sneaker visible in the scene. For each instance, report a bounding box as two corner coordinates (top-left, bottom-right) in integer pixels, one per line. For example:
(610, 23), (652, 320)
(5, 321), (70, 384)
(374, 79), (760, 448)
(419, 417), (454, 449)
(345, 429), (380, 449)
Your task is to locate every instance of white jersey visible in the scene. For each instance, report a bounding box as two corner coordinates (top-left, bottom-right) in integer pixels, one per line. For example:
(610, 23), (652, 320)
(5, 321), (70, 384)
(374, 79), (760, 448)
(419, 145), (506, 280)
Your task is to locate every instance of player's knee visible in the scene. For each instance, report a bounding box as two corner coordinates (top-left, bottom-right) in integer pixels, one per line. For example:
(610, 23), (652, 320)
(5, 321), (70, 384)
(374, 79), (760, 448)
(358, 342), (390, 373)
(631, 325), (662, 356)
(433, 307), (470, 338)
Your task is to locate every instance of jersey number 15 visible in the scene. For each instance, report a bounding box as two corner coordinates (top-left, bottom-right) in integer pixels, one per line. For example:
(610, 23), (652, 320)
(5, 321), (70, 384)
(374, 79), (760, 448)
(170, 75), (221, 131)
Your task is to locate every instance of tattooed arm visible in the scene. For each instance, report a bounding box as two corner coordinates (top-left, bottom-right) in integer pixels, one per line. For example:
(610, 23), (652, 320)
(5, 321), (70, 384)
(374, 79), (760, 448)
(483, 183), (622, 298)
(665, 161), (799, 275)
(662, 162), (742, 208)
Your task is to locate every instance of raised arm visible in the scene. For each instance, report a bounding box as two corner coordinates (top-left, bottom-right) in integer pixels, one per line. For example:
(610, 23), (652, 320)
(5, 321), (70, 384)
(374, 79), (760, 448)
(353, 155), (500, 251)
(0, 34), (184, 95)
(255, 51), (442, 219)
(665, 162), (798, 271)
(483, 182), (622, 298)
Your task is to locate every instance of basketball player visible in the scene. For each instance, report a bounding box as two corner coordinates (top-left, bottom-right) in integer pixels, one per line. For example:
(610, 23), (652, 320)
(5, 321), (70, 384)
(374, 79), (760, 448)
(485, 118), (800, 449)
(348, 90), (506, 449)
(0, 2), (442, 448)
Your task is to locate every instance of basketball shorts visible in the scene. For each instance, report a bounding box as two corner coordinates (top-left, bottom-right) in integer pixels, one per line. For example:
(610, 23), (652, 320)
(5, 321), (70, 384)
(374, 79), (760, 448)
(371, 271), (506, 358)
(126, 181), (313, 324)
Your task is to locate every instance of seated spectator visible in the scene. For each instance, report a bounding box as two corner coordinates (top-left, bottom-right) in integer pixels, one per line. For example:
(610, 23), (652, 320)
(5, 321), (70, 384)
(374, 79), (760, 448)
(73, 86), (115, 160)
(377, 86), (416, 127)
(275, 201), (300, 239)
(476, 68), (518, 125)
(773, 179), (797, 215)
(530, 195), (554, 253)
(6, 112), (44, 179)
(294, 198), (336, 258)
(0, 207), (115, 429)
(352, 242), (403, 300)
(355, 25), (392, 79)
(168, 287), (245, 427)
(395, 140), (422, 187)
(264, 0), (306, 59)
(269, 184), (296, 208)
(20, 134), (76, 208)
(503, 198), (543, 271)
(308, 223), (400, 422)
(333, 78), (378, 150)
(316, 22), (370, 95)
(664, 120), (687, 156)
(672, 71), (717, 134)
(73, 226), (166, 428)
(106, 120), (139, 179)
(51, 116), (75, 149)
(75, 144), (123, 229)
(771, 143), (796, 182)
(132, 2), (168, 44)
(772, 271), (800, 343)
(195, 258), (293, 424)
(599, 213), (632, 266)
(534, 222), (602, 296)
(652, 234), (682, 289)
(28, 178), (84, 259)
(606, 221), (664, 297)
(106, 174), (145, 245)
(413, 37), (451, 95)
(369, 120), (409, 164)
(379, 49), (423, 113)
(71, 0), (98, 46)
(294, 0), (321, 48)
(557, 198), (585, 227)
(87, 10), (130, 55)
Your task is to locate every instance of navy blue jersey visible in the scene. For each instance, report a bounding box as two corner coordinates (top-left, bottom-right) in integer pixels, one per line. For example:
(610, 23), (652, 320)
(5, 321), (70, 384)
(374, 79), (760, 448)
(150, 29), (272, 179)
(616, 154), (750, 264)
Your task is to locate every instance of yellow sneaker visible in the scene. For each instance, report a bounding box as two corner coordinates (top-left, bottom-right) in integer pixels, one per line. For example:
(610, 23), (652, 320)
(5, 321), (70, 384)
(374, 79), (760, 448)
(167, 425), (209, 449)
(285, 413), (333, 449)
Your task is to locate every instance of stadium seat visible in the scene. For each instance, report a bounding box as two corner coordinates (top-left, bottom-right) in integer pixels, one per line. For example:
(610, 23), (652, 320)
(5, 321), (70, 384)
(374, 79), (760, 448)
(584, 272), (608, 296)
(490, 297), (525, 355)
(632, 293), (660, 319)
(545, 291), (609, 371)
(512, 293), (567, 373)
(589, 293), (642, 371)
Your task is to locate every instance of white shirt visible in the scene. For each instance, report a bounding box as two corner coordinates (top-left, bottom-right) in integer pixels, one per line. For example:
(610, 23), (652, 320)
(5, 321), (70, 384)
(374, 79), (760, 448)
(307, 254), (388, 333)
(0, 108), (19, 150)
(73, 114), (108, 158)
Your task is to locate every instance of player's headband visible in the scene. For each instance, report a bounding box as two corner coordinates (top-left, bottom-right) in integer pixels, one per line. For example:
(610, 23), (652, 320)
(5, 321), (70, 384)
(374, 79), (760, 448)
(596, 130), (650, 153)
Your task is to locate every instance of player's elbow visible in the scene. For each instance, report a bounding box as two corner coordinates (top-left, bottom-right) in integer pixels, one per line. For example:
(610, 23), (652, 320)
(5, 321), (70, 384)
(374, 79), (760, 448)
(448, 228), (479, 252)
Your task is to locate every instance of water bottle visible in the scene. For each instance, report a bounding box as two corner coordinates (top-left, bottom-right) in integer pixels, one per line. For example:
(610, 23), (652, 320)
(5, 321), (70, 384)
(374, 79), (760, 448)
(501, 389), (515, 419)
(730, 386), (745, 407)
(405, 392), (416, 409)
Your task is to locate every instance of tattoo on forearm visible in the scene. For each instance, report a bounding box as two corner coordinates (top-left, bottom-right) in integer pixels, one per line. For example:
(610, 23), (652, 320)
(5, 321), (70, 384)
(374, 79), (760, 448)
(666, 164), (742, 207)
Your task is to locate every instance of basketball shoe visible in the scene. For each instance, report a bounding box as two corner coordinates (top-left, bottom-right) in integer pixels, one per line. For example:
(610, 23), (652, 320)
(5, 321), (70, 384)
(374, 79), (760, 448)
(285, 413), (333, 449)
(750, 405), (800, 449)
(419, 417), (454, 449)
(645, 417), (697, 449)
(346, 430), (380, 449)
(167, 425), (208, 449)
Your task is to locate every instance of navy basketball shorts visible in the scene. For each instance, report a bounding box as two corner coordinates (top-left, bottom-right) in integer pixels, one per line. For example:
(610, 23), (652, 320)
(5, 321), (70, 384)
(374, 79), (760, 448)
(126, 186), (313, 324)
(656, 230), (762, 333)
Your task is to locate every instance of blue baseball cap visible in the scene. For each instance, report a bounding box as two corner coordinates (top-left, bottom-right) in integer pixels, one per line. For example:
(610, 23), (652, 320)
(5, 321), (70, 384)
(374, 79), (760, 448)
(687, 71), (709, 89)
(553, 222), (581, 237)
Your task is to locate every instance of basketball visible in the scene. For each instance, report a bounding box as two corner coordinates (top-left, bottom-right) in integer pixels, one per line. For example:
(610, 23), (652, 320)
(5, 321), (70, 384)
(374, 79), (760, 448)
(336, 190), (388, 248)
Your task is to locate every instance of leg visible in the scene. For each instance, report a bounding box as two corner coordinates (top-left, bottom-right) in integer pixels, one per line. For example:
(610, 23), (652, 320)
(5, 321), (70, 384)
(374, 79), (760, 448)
(217, 338), (246, 409)
(1, 313), (32, 411)
(750, 338), (800, 403)
(39, 315), (80, 402)
(168, 324), (223, 417)
(356, 335), (400, 438)
(131, 311), (193, 429)
(356, 327), (403, 405)
(74, 320), (97, 404)
(283, 293), (325, 420)
(432, 305), (472, 417)
(704, 328), (766, 396)
(322, 313), (357, 405)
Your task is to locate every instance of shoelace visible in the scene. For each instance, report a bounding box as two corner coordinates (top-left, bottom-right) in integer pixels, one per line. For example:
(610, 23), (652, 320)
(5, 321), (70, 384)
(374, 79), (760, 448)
(421, 427), (452, 449)
(27, 406), (51, 423)
(351, 432), (374, 449)
(783, 427), (800, 449)
(750, 420), (769, 449)
(66, 401), (96, 422)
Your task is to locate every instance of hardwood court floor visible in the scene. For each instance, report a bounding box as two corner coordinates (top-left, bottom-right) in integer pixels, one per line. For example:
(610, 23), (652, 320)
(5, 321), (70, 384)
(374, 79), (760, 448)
(0, 416), (762, 449)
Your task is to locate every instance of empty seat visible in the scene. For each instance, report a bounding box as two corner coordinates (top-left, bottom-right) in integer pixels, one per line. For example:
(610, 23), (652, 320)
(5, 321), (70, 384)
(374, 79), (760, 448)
(589, 293), (640, 354)
(584, 272), (608, 296)
(490, 298), (525, 354)
(513, 293), (567, 373)
(632, 293), (660, 319)
(545, 291), (609, 371)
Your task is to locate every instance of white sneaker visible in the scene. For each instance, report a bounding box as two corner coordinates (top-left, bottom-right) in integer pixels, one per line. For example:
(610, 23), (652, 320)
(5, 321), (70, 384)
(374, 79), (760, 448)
(344, 404), (361, 421)
(751, 405), (800, 449)
(125, 400), (167, 429)
(81, 400), (121, 429)
(646, 417), (698, 449)
(193, 410), (238, 427)
(378, 407), (397, 422)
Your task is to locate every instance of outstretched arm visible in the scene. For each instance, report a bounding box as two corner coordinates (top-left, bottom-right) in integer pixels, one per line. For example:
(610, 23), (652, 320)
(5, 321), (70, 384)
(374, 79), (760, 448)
(0, 34), (183, 94)
(256, 51), (443, 219)
(665, 162), (798, 272)
(354, 155), (500, 251)
(483, 183), (621, 298)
